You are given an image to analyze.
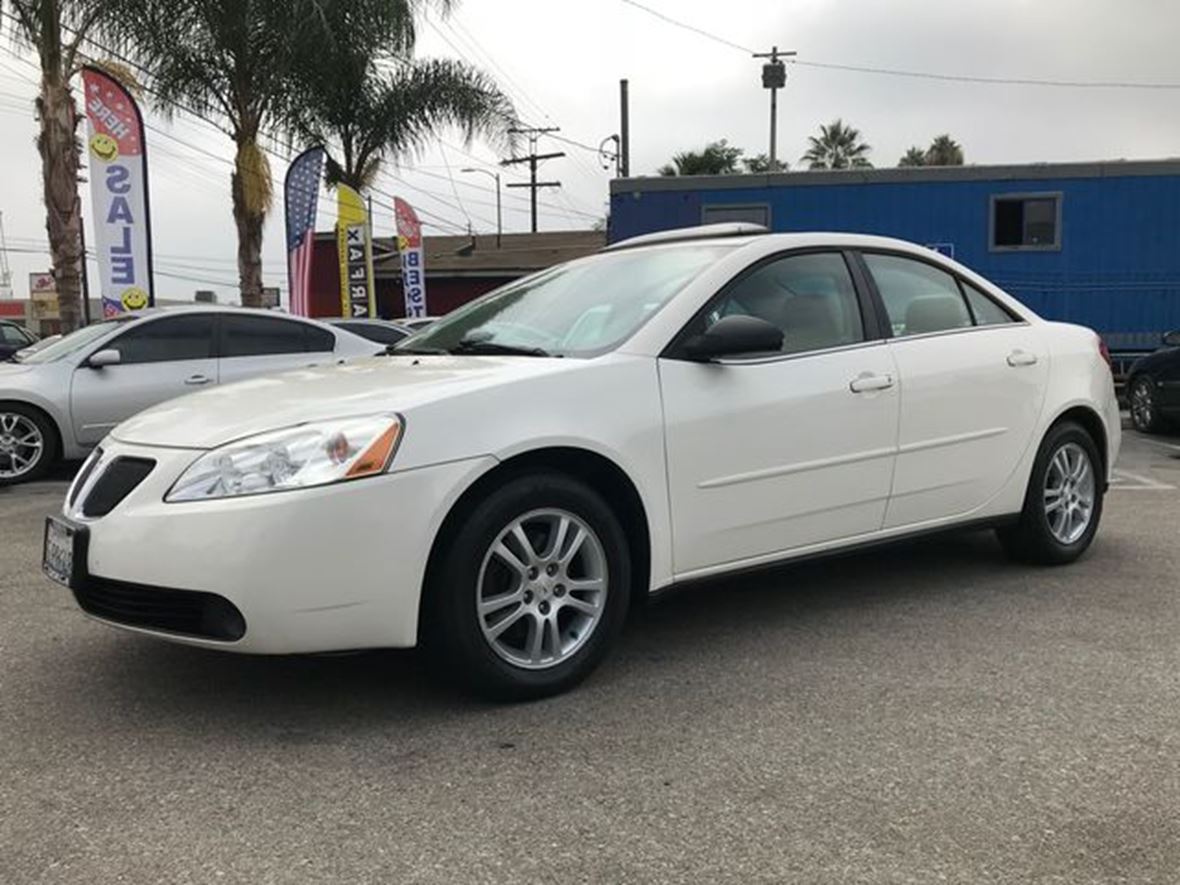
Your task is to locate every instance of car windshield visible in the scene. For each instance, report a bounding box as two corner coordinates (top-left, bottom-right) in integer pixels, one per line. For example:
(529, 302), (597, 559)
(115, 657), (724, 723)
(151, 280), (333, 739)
(397, 242), (736, 358)
(17, 319), (129, 364)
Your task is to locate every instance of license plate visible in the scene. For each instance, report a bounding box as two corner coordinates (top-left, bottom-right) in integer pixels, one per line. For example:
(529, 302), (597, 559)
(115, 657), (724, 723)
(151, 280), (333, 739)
(43, 517), (78, 587)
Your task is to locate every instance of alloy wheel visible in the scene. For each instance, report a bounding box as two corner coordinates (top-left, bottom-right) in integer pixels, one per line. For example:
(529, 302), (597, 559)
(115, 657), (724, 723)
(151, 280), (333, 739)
(476, 508), (608, 670)
(1130, 378), (1155, 431)
(0, 412), (44, 480)
(1043, 441), (1096, 545)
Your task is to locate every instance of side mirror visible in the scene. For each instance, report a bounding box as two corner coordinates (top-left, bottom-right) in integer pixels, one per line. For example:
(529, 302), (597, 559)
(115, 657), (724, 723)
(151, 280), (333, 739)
(1163, 330), (1180, 348)
(86, 349), (121, 368)
(682, 315), (784, 361)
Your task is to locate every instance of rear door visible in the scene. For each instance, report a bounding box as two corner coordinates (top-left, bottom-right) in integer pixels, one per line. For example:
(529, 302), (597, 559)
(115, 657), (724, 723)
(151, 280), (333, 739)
(858, 251), (1050, 529)
(217, 314), (336, 385)
(69, 313), (218, 445)
(659, 249), (900, 575)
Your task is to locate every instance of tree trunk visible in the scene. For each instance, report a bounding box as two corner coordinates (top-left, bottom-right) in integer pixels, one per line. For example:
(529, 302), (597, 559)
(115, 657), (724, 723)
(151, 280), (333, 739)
(38, 70), (84, 332)
(231, 138), (266, 308)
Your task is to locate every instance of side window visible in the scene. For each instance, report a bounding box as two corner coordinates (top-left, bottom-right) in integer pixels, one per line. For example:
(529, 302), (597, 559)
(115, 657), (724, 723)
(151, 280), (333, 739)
(991, 193), (1060, 250)
(1, 325), (29, 345)
(305, 325), (336, 352)
(961, 282), (1016, 326)
(863, 253), (972, 338)
(703, 251), (865, 356)
(108, 315), (215, 364)
(221, 315), (310, 357)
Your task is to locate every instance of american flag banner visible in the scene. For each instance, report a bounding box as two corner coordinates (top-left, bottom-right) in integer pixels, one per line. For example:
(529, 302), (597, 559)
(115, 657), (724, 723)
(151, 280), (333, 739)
(284, 146), (324, 316)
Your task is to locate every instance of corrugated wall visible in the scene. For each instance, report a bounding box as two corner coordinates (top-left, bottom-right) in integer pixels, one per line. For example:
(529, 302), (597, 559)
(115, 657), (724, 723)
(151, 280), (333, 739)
(610, 174), (1180, 345)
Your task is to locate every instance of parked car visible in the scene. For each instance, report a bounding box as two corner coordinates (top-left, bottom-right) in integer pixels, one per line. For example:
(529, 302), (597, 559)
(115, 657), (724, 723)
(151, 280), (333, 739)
(324, 317), (413, 346)
(1126, 330), (1180, 433)
(1, 306), (380, 484)
(44, 229), (1120, 699)
(0, 320), (38, 361)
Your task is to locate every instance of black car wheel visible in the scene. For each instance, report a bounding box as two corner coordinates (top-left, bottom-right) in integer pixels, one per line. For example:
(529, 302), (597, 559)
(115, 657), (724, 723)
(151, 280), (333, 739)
(1129, 375), (1165, 434)
(997, 421), (1104, 565)
(424, 471), (631, 700)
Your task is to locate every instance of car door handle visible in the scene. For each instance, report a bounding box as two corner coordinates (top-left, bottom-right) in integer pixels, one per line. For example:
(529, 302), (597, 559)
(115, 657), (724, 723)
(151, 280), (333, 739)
(184, 374), (212, 386)
(849, 373), (894, 393)
(1006, 350), (1038, 367)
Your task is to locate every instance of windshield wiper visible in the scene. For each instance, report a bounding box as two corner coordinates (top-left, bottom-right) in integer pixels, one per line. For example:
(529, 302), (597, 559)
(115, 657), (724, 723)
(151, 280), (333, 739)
(450, 338), (552, 357)
(385, 344), (448, 356)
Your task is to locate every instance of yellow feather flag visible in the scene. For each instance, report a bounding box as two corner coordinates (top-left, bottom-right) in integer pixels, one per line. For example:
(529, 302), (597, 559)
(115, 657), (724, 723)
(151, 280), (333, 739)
(336, 184), (376, 318)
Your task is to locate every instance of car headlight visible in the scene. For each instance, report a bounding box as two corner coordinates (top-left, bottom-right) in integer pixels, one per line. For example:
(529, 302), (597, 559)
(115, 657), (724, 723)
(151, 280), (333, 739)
(166, 414), (403, 502)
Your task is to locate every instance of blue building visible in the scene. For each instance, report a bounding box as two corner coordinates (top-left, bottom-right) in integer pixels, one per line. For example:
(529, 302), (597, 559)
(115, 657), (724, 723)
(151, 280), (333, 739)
(609, 160), (1180, 351)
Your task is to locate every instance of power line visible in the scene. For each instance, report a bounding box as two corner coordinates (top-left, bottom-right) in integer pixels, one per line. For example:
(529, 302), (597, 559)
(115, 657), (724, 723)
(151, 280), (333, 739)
(617, 0), (1180, 90)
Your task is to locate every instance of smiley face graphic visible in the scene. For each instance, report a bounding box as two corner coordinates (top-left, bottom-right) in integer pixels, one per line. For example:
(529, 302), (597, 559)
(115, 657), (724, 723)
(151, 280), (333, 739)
(90, 133), (119, 163)
(120, 287), (148, 311)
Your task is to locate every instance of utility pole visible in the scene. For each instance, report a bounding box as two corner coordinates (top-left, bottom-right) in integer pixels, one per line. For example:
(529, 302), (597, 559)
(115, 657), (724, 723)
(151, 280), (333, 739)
(619, 79), (630, 178)
(752, 46), (796, 170)
(502, 126), (564, 234)
(0, 211), (12, 300)
(461, 168), (502, 247)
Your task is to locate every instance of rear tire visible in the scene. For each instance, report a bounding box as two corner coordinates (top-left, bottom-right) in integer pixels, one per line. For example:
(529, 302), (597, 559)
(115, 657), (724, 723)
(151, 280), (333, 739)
(1129, 375), (1166, 434)
(997, 421), (1104, 565)
(425, 471), (631, 700)
(0, 403), (57, 486)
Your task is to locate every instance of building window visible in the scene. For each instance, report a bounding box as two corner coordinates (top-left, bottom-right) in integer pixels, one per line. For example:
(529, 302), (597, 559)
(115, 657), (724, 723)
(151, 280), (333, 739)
(990, 193), (1061, 251)
(701, 203), (771, 227)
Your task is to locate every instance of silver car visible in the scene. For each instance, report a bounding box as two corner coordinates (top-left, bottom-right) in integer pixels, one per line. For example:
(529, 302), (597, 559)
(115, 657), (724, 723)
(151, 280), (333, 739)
(0, 306), (380, 484)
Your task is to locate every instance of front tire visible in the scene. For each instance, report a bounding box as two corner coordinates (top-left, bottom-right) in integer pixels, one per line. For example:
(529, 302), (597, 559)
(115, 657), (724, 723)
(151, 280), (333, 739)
(1129, 375), (1166, 434)
(0, 404), (57, 486)
(997, 421), (1104, 565)
(425, 471), (631, 700)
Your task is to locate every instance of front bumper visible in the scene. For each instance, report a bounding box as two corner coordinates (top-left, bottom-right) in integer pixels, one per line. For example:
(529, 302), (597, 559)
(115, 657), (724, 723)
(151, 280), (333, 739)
(60, 440), (495, 653)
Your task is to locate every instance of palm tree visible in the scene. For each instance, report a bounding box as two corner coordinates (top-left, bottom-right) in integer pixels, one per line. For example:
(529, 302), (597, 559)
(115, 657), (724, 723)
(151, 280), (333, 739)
(925, 134), (964, 166)
(898, 146), (927, 167)
(658, 140), (744, 176)
(800, 119), (872, 170)
(288, 16), (515, 194)
(742, 153), (787, 173)
(122, 0), (424, 307)
(7, 0), (136, 331)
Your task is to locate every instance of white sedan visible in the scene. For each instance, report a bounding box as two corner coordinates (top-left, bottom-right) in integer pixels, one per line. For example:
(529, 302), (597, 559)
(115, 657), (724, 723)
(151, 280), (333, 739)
(44, 228), (1120, 699)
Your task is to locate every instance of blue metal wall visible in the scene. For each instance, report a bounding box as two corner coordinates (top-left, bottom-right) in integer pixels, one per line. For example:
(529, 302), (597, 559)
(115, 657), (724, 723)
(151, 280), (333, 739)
(609, 174), (1180, 347)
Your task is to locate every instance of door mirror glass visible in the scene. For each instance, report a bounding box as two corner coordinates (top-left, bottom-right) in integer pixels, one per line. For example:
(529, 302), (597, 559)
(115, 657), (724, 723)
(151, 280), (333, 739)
(682, 315), (784, 361)
(87, 349), (122, 368)
(1163, 330), (1180, 347)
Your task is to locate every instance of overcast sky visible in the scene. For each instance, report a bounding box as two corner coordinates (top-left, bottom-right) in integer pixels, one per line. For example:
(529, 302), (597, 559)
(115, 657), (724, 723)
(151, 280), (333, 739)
(1, 0), (1178, 305)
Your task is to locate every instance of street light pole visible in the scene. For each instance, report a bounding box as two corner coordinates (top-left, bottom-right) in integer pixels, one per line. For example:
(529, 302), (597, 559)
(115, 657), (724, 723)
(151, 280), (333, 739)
(753, 46), (796, 170)
(460, 167), (502, 247)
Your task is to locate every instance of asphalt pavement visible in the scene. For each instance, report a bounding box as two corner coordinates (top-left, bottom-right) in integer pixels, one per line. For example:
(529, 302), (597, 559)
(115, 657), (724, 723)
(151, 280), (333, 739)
(2, 431), (1179, 884)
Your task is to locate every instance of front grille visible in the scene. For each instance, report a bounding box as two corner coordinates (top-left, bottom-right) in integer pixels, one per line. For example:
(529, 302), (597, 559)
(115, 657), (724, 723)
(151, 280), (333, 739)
(81, 457), (155, 517)
(74, 577), (246, 641)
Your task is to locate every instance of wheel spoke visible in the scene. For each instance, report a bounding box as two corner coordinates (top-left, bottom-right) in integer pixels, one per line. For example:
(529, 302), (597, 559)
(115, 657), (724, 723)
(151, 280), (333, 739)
(546, 515), (570, 560)
(526, 614), (544, 662)
(479, 589), (523, 616)
(559, 525), (587, 566)
(511, 524), (539, 566)
(566, 576), (606, 594)
(492, 541), (528, 577)
(561, 595), (599, 616)
(0, 414), (14, 433)
(486, 603), (527, 640)
(1044, 496), (1065, 515)
(543, 617), (562, 658)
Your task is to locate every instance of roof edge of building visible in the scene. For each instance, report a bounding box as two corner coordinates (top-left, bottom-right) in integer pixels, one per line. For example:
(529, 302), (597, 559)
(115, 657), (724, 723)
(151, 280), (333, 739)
(610, 157), (1180, 194)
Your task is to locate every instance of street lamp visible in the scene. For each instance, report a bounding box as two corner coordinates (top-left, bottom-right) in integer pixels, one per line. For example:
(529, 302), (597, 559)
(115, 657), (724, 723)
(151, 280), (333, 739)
(460, 167), (502, 248)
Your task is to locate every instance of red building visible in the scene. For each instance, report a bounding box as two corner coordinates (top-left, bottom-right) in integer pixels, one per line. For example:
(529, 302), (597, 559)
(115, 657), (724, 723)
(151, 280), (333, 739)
(308, 229), (605, 319)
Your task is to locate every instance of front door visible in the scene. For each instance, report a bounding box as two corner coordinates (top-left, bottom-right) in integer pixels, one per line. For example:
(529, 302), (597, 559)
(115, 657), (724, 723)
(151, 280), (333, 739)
(659, 250), (900, 577)
(858, 252), (1050, 528)
(70, 313), (219, 446)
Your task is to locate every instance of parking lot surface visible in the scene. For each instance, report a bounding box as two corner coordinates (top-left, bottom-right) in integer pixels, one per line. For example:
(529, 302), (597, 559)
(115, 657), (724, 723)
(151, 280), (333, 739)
(2, 431), (1179, 884)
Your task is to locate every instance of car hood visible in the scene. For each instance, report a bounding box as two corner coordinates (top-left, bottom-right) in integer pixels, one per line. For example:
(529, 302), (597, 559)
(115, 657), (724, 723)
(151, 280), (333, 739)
(111, 355), (580, 449)
(0, 361), (36, 379)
